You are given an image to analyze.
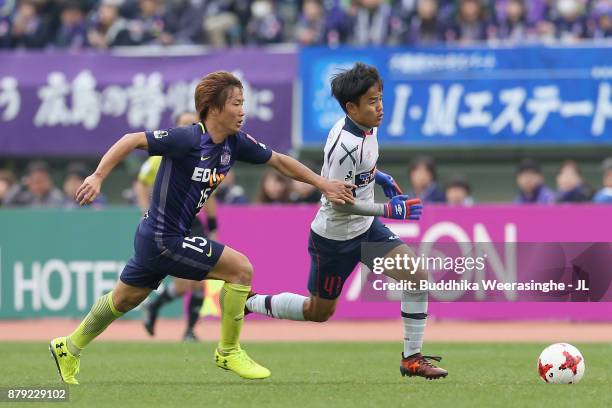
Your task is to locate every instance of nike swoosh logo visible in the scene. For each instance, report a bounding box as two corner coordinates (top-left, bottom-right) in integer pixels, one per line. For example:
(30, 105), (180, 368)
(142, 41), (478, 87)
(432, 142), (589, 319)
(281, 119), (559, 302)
(206, 245), (213, 257)
(233, 314), (244, 321)
(201, 156), (210, 161)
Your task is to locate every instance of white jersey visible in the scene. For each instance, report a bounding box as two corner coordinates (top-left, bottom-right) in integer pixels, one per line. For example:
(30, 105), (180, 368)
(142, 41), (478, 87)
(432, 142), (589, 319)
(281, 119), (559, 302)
(311, 116), (379, 240)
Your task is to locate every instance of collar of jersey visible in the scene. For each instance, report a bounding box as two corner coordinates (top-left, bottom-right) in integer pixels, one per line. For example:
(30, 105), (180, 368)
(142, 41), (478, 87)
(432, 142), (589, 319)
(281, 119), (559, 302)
(344, 116), (373, 138)
(197, 121), (234, 146)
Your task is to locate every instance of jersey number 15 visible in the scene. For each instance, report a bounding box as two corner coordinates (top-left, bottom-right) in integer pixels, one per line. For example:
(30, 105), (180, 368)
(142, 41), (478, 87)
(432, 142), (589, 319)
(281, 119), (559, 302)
(197, 187), (212, 209)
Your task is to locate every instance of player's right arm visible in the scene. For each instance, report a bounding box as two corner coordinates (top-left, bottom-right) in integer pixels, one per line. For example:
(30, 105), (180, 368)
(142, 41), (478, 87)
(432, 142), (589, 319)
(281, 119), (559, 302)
(76, 132), (148, 206)
(77, 125), (199, 206)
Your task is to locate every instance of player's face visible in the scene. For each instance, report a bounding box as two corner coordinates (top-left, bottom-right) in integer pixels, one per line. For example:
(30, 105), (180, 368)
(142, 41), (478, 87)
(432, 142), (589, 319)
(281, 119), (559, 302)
(349, 84), (383, 129)
(219, 87), (245, 134)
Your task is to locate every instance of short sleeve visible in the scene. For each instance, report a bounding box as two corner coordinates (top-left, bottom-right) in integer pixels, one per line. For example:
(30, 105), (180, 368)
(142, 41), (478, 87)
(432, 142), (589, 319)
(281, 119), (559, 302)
(235, 132), (273, 164)
(145, 125), (200, 158)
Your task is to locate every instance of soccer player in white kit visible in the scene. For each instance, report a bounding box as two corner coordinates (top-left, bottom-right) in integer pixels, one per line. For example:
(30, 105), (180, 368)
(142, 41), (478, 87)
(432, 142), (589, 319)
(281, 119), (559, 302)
(246, 63), (448, 379)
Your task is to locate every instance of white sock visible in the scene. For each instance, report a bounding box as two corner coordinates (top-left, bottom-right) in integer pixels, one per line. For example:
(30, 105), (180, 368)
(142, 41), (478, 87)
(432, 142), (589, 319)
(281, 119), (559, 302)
(401, 290), (428, 358)
(246, 293), (306, 321)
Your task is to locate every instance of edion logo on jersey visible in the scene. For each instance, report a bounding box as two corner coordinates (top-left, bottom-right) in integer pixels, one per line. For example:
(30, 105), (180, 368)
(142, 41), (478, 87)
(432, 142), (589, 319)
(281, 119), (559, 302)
(191, 167), (224, 185)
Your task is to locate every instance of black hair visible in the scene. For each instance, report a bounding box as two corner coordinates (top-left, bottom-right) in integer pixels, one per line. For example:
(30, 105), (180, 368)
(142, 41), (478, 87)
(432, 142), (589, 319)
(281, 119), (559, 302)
(516, 158), (542, 175)
(445, 175), (471, 194)
(26, 160), (50, 175)
(331, 62), (383, 114)
(66, 162), (89, 179)
(408, 155), (438, 181)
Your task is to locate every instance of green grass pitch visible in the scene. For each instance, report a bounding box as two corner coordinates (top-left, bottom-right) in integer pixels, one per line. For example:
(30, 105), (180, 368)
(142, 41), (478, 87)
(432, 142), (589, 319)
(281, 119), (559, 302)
(2, 342), (612, 408)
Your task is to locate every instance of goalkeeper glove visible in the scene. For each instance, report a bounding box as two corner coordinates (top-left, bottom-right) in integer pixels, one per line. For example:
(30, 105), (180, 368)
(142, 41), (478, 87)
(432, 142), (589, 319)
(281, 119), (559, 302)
(383, 195), (422, 220)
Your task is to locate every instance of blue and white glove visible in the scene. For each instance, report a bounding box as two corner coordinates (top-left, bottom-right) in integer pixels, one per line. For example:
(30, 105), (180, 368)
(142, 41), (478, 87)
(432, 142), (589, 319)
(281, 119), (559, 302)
(375, 170), (403, 199)
(383, 196), (423, 220)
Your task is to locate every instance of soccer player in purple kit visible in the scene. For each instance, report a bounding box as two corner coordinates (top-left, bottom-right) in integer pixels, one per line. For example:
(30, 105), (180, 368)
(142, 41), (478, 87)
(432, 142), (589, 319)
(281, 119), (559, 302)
(49, 71), (354, 383)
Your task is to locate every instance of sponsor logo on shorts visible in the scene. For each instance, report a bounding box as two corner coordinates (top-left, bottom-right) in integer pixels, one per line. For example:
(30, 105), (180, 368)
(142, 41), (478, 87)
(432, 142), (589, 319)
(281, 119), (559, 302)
(153, 130), (168, 139)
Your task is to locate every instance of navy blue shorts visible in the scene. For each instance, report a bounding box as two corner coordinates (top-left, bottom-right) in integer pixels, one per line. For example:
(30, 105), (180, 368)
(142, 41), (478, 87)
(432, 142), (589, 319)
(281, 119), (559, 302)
(308, 218), (403, 300)
(120, 222), (225, 289)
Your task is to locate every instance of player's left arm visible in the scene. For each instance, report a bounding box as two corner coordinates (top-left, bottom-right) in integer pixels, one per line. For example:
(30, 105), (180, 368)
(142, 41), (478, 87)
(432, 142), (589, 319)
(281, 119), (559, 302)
(266, 151), (355, 205)
(375, 169), (403, 199)
(333, 195), (423, 221)
(235, 132), (354, 204)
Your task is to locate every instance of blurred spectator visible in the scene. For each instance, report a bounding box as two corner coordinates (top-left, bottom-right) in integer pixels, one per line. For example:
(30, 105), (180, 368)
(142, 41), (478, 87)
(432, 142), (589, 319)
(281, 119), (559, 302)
(127, 0), (167, 45)
(553, 0), (588, 41)
(246, 0), (284, 45)
(161, 0), (205, 45)
(295, 0), (326, 45)
(63, 162), (107, 208)
(514, 159), (555, 204)
(403, 0), (447, 45)
(593, 157), (612, 203)
(289, 160), (322, 203)
(0, 169), (18, 206)
(87, 0), (134, 49)
(324, 0), (354, 45)
(0, 0), (16, 18)
(407, 156), (446, 203)
(351, 0), (392, 45)
(445, 175), (474, 206)
(2, 0), (50, 48)
(215, 170), (249, 204)
(588, 0), (612, 38)
(203, 0), (242, 47)
(256, 169), (291, 203)
(5, 161), (64, 207)
(290, 180), (323, 203)
(54, 1), (87, 49)
(0, 0), (610, 48)
(555, 160), (593, 202)
(448, 0), (489, 43)
(523, 0), (550, 25)
(493, 0), (533, 41)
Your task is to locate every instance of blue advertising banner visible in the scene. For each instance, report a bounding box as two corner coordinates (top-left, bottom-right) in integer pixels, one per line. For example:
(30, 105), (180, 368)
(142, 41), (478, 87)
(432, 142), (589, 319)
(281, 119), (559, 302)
(300, 46), (612, 146)
(0, 50), (296, 155)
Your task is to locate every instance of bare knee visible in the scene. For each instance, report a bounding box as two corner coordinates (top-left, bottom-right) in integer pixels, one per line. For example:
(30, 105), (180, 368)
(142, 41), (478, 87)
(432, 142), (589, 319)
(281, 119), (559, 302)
(113, 294), (142, 313)
(228, 253), (253, 285)
(112, 286), (150, 313)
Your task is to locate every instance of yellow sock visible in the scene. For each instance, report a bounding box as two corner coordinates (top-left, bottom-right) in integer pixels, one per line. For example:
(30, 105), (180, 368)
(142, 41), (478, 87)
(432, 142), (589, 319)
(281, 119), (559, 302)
(67, 292), (124, 355)
(218, 283), (250, 353)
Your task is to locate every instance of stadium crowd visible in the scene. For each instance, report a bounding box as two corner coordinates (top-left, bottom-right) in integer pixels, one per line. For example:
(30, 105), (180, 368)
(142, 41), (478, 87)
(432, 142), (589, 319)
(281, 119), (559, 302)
(1, 156), (611, 207)
(0, 0), (610, 50)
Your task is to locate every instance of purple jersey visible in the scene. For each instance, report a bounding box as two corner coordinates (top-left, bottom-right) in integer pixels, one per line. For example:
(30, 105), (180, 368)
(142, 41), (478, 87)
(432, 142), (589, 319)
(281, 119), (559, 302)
(142, 122), (271, 238)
